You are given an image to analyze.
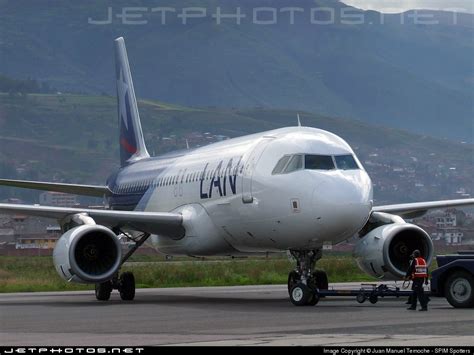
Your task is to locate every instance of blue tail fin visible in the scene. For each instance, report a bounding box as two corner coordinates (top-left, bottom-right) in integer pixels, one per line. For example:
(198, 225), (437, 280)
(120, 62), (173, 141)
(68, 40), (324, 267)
(114, 37), (149, 166)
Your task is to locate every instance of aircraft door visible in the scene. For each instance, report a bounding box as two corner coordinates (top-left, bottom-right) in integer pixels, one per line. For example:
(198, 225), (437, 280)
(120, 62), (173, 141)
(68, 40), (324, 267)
(178, 169), (187, 197)
(174, 169), (182, 197)
(242, 137), (275, 203)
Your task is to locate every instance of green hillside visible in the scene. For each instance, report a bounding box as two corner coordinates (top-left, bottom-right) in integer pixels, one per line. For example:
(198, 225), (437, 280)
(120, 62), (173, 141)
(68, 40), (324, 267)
(0, 93), (472, 204)
(0, 0), (472, 141)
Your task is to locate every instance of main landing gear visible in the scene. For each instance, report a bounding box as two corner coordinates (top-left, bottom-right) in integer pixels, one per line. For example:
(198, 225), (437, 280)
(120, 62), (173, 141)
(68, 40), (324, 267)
(95, 272), (135, 301)
(95, 232), (150, 301)
(288, 249), (328, 306)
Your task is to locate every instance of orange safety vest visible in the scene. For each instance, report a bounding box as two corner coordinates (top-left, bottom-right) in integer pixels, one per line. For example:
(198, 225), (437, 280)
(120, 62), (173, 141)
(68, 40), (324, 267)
(412, 257), (428, 279)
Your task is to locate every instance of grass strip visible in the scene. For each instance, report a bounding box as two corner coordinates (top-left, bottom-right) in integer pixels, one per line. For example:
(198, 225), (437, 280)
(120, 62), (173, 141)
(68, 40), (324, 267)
(0, 255), (375, 293)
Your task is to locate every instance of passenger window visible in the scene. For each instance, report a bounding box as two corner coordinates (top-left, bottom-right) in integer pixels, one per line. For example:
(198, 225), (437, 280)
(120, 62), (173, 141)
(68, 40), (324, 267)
(334, 155), (360, 170)
(305, 155), (335, 170)
(272, 155), (291, 175)
(284, 155), (303, 173)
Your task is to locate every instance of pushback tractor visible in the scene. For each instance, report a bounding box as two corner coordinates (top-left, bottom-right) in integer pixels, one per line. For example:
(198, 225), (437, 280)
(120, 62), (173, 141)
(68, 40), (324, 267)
(291, 252), (474, 308)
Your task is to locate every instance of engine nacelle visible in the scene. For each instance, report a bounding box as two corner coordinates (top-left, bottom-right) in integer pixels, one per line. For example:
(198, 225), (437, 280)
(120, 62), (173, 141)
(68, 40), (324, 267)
(353, 223), (434, 280)
(53, 225), (122, 284)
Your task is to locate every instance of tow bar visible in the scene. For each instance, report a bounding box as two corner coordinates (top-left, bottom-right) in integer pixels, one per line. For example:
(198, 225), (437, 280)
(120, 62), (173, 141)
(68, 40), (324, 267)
(315, 283), (421, 304)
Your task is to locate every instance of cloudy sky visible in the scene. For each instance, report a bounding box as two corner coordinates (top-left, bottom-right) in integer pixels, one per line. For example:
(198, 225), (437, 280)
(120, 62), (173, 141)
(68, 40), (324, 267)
(341, 0), (474, 13)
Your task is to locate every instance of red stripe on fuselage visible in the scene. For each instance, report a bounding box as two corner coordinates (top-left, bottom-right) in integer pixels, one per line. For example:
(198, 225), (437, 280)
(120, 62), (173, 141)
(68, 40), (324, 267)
(120, 137), (137, 154)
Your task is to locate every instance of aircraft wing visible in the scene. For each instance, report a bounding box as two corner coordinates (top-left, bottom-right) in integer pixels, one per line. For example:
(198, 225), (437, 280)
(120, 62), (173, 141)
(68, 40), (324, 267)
(0, 179), (111, 197)
(373, 198), (474, 219)
(0, 203), (184, 239)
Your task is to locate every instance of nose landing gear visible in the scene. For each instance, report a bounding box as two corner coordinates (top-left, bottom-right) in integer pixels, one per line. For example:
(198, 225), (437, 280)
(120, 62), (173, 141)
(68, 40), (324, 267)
(288, 249), (327, 306)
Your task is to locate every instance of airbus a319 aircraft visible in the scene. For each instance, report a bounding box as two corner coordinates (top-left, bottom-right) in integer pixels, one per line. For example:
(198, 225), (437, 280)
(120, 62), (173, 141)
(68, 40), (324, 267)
(1, 38), (473, 306)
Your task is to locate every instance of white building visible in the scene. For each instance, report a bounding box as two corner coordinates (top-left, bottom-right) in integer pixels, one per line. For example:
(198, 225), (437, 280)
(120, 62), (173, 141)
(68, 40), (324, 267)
(39, 192), (78, 207)
(431, 211), (464, 245)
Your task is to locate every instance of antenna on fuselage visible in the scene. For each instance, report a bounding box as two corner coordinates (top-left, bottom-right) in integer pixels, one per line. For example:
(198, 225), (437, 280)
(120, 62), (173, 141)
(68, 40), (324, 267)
(297, 113), (302, 127)
(186, 139), (190, 150)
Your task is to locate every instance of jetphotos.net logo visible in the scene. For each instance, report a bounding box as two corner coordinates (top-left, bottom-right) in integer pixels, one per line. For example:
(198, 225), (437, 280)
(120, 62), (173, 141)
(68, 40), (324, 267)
(88, 6), (465, 26)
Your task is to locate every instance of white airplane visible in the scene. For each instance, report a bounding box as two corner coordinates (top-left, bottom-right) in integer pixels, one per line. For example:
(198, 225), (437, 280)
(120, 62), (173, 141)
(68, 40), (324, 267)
(0, 37), (473, 306)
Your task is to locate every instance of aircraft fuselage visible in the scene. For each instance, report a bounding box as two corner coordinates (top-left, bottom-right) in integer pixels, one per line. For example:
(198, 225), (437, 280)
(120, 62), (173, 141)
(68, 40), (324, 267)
(106, 126), (373, 256)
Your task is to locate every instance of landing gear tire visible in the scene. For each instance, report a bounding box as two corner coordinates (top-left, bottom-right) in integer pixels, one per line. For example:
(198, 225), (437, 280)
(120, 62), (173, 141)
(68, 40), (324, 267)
(95, 281), (112, 301)
(288, 270), (299, 293)
(307, 291), (320, 306)
(119, 272), (135, 301)
(290, 283), (312, 306)
(315, 270), (328, 290)
(445, 271), (474, 308)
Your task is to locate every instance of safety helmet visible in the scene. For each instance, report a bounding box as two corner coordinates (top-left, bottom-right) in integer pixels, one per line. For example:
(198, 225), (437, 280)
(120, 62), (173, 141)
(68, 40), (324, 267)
(411, 249), (421, 258)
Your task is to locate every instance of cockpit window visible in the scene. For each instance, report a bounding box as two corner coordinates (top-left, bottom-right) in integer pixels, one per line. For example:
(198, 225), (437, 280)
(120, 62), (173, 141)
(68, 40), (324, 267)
(284, 154), (303, 173)
(272, 155), (291, 175)
(305, 155), (335, 170)
(334, 154), (360, 170)
(272, 153), (360, 174)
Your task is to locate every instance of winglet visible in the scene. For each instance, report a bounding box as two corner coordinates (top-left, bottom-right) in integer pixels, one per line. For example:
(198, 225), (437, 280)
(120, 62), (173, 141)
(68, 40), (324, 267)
(114, 37), (150, 166)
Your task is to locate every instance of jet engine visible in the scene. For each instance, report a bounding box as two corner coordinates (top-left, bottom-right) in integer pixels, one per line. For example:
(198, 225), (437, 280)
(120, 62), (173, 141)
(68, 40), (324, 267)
(353, 222), (434, 280)
(53, 225), (122, 283)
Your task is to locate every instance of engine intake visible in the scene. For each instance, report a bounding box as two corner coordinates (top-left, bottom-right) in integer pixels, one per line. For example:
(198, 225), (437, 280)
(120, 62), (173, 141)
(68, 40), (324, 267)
(53, 225), (122, 283)
(353, 223), (433, 280)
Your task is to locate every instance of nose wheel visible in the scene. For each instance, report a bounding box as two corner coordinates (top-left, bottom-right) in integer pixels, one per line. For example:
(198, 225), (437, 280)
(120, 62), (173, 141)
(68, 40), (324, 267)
(288, 249), (325, 306)
(290, 283), (318, 306)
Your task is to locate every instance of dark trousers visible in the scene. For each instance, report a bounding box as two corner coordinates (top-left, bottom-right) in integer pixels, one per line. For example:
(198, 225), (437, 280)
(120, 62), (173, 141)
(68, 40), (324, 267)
(411, 278), (428, 309)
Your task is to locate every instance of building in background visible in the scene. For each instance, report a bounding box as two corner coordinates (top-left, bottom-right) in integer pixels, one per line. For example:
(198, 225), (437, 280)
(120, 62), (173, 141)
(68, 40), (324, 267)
(15, 235), (58, 249)
(430, 210), (465, 245)
(39, 192), (78, 207)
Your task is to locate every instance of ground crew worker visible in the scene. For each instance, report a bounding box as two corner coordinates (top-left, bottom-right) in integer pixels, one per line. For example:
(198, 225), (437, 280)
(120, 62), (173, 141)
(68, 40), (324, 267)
(405, 249), (429, 311)
(405, 253), (415, 305)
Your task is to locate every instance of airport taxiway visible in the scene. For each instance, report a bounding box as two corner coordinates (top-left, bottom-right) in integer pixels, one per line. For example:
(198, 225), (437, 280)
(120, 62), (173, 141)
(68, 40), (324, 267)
(0, 283), (473, 346)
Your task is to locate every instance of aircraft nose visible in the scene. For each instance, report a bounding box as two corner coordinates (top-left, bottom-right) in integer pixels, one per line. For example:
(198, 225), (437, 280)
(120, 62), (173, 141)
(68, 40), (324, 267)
(312, 172), (372, 238)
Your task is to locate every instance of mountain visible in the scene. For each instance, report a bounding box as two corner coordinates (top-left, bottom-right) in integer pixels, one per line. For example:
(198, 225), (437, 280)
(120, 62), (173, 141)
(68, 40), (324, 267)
(0, 93), (472, 205)
(0, 0), (473, 142)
